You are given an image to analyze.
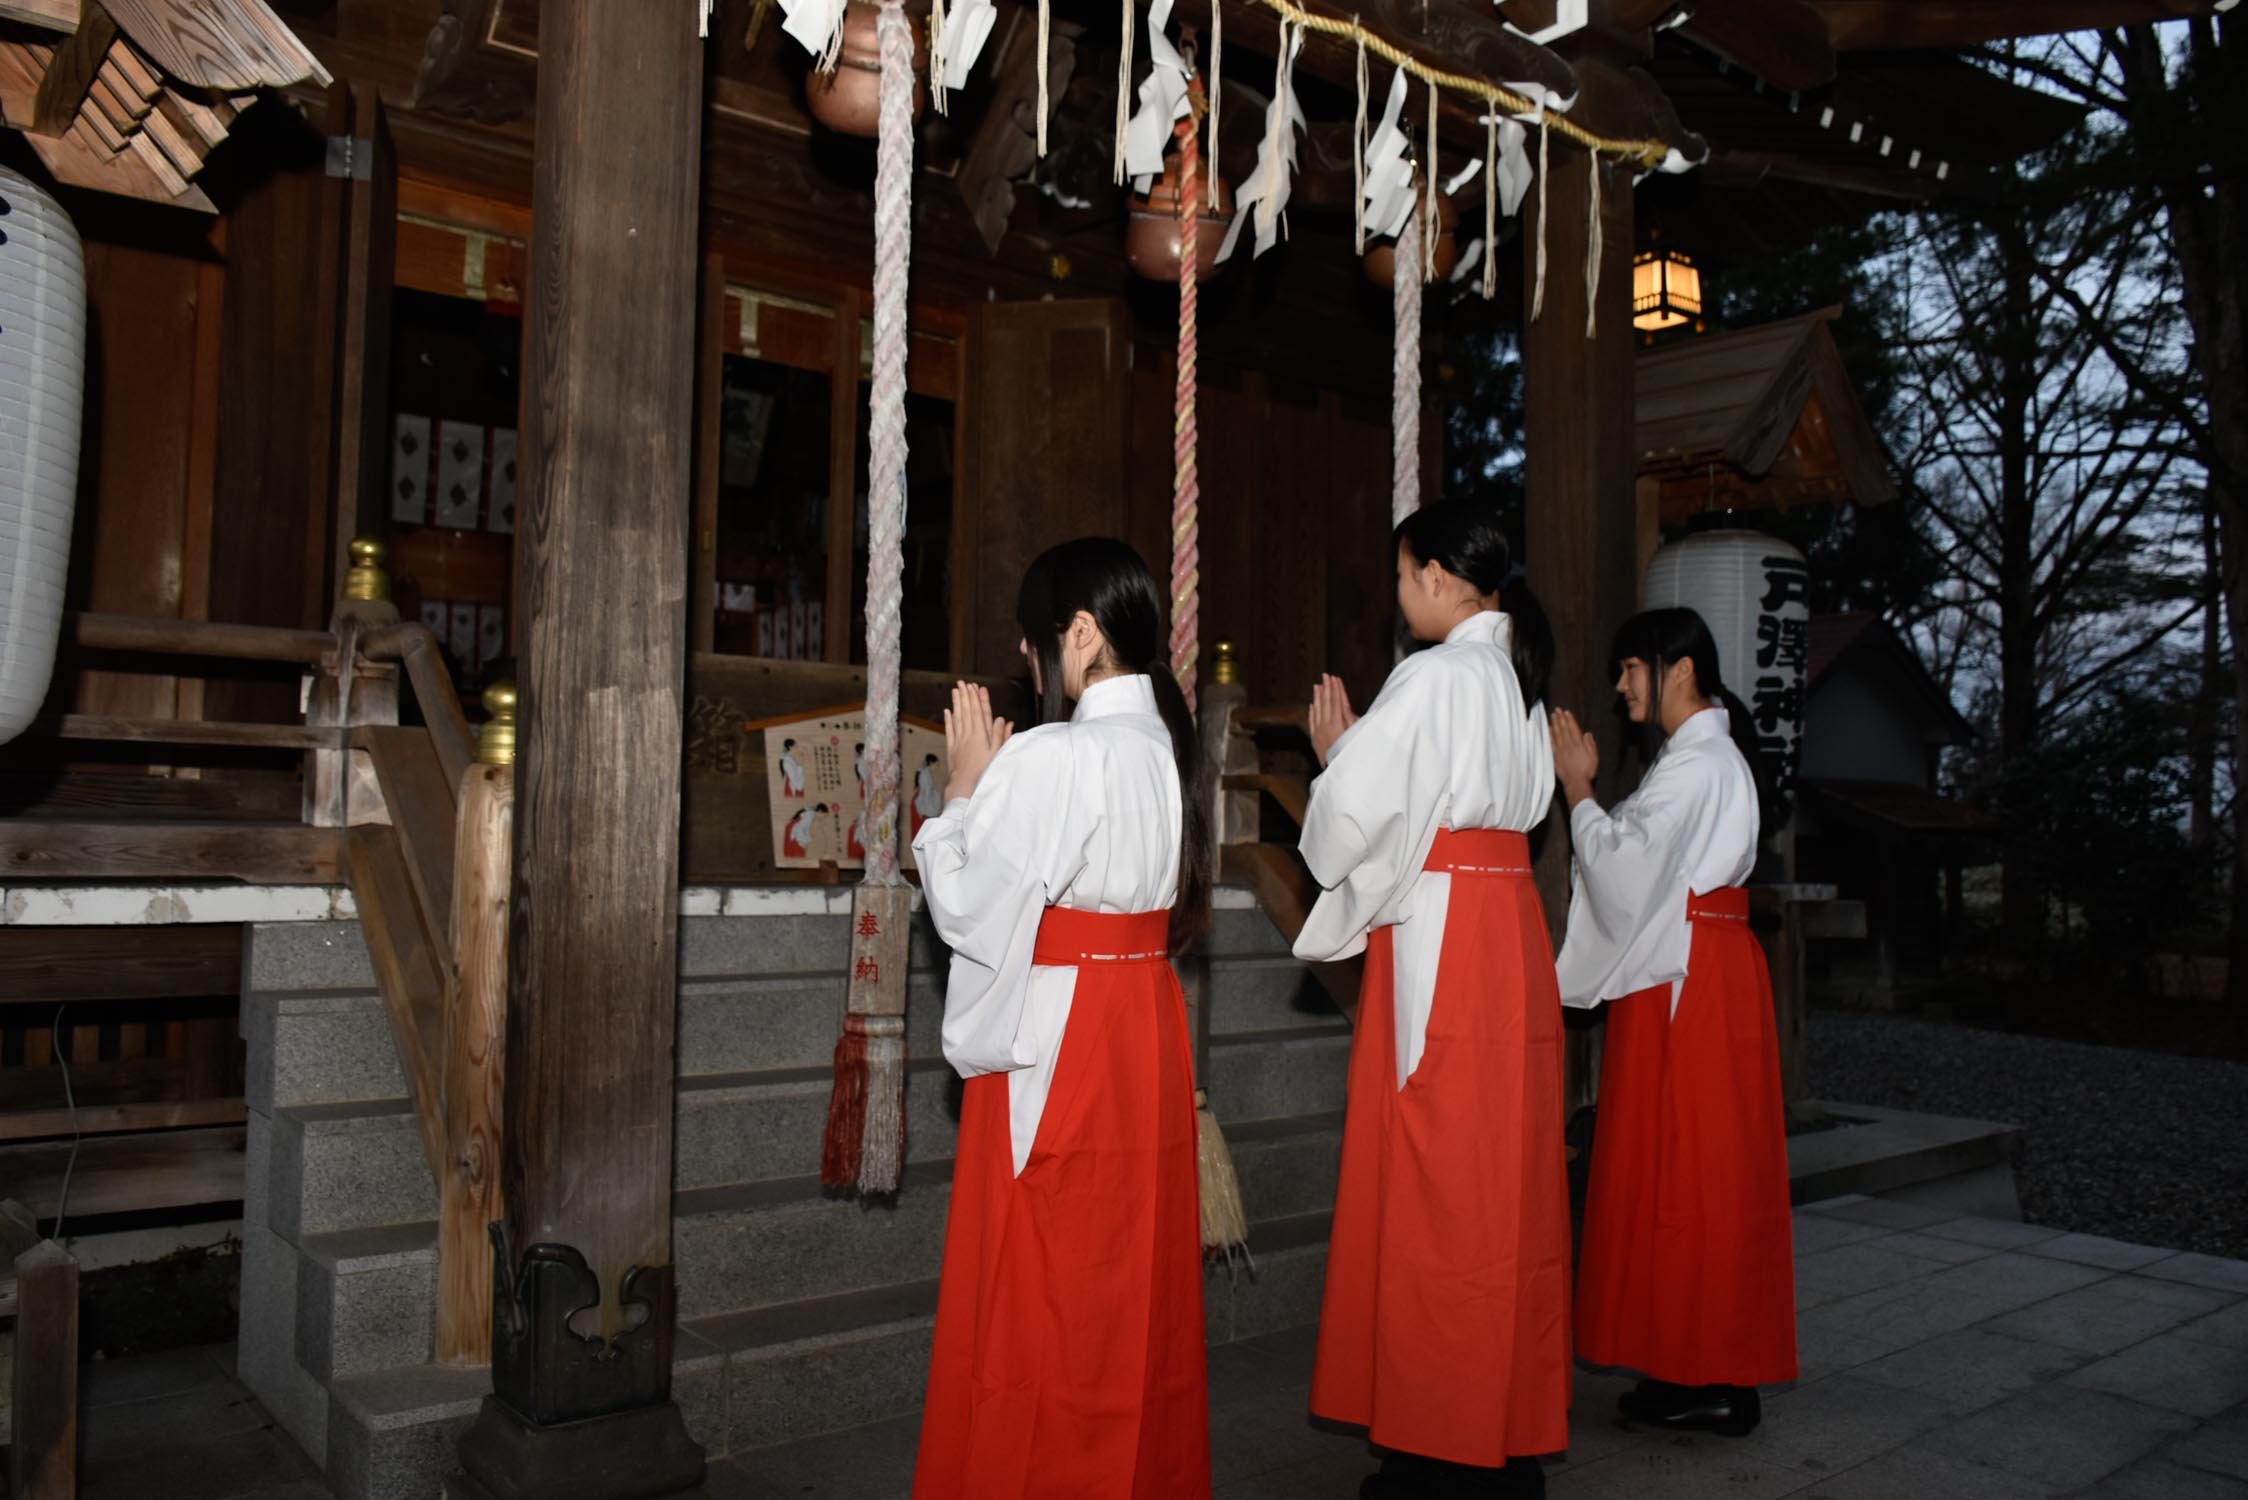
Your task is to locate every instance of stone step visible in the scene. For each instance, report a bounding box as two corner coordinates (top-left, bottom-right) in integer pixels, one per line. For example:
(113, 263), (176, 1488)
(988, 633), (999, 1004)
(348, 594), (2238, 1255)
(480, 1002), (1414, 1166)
(286, 1110), (1346, 1343)
(320, 1213), (1335, 1500)
(246, 955), (1329, 1115)
(265, 1028), (1350, 1241)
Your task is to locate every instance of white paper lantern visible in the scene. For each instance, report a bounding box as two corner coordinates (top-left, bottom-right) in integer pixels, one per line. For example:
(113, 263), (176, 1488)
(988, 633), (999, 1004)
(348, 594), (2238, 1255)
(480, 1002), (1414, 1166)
(0, 167), (86, 745)
(1642, 523), (1811, 791)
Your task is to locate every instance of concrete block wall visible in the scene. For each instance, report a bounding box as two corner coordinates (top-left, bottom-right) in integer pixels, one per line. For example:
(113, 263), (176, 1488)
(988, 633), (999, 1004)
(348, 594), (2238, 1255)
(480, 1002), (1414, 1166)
(235, 891), (1351, 1499)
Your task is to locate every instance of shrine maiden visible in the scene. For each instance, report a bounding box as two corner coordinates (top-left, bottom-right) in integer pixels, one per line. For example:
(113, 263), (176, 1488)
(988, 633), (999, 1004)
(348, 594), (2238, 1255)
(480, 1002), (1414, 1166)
(1295, 502), (1570, 1500)
(911, 537), (1212, 1500)
(1552, 607), (1797, 1437)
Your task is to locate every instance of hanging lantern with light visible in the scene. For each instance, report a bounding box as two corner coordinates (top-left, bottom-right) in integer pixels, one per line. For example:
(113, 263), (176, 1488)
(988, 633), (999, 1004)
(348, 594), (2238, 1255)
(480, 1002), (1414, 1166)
(1632, 238), (1703, 333)
(806, 0), (929, 137)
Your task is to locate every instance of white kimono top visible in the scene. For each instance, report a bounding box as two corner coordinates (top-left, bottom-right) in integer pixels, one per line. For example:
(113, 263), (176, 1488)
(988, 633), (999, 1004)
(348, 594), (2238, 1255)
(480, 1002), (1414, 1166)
(1555, 706), (1759, 1017)
(912, 674), (1183, 1173)
(1293, 611), (1555, 1088)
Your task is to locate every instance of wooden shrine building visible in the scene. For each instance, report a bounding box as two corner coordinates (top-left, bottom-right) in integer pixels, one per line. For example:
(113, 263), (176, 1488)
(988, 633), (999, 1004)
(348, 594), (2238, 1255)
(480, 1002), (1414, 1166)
(0, 1), (2220, 1496)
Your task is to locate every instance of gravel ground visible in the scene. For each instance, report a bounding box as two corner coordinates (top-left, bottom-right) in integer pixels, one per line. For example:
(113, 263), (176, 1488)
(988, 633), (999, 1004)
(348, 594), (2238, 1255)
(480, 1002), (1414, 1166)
(1807, 1010), (2248, 1260)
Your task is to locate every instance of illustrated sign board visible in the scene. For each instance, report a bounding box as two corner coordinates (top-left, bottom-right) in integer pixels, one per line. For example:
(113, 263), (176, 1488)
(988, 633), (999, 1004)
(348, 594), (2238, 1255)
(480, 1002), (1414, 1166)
(756, 707), (950, 871)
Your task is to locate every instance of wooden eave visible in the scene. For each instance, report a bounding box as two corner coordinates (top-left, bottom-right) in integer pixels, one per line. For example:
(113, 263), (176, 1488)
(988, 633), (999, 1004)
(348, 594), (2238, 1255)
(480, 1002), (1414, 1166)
(0, 0), (329, 210)
(1636, 306), (1895, 508)
(1809, 0), (2220, 53)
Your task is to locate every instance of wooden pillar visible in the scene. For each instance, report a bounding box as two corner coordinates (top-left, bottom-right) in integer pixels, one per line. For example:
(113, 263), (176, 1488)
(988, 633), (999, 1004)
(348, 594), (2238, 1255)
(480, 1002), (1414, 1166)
(1523, 58), (1636, 1112)
(450, 2), (705, 1495)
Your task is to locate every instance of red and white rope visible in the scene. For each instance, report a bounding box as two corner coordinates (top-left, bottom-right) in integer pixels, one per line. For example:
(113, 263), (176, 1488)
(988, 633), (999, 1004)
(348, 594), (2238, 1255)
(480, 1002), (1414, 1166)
(1170, 109), (1202, 710)
(1391, 199), (1421, 526)
(863, 0), (914, 885)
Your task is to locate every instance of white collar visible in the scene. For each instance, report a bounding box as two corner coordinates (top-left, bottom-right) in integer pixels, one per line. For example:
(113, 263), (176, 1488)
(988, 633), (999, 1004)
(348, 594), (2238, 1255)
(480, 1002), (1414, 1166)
(1441, 610), (1514, 650)
(1668, 704), (1731, 749)
(1071, 673), (1160, 723)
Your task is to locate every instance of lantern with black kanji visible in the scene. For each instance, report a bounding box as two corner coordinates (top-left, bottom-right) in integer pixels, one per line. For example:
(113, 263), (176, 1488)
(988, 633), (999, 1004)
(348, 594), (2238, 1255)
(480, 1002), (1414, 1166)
(1641, 516), (1810, 798)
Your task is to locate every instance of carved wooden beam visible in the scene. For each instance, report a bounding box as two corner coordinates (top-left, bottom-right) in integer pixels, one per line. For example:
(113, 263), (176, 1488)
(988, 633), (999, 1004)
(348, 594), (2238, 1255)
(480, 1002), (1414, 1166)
(411, 0), (533, 122)
(1674, 0), (1833, 91)
(955, 4), (1080, 255)
(0, 0), (78, 31)
(1166, 0), (1579, 146)
(1810, 0), (2214, 52)
(102, 0), (330, 89)
(30, 0), (111, 133)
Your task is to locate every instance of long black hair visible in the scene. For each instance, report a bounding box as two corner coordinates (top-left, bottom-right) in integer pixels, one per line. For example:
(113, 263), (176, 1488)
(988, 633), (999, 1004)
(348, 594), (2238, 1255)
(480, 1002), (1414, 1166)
(1393, 500), (1552, 714)
(1608, 606), (1779, 831)
(1017, 537), (1213, 953)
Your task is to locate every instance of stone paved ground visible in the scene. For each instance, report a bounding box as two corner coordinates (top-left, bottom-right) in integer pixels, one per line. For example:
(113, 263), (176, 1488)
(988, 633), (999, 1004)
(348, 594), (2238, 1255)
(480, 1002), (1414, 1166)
(77, 1198), (2248, 1500)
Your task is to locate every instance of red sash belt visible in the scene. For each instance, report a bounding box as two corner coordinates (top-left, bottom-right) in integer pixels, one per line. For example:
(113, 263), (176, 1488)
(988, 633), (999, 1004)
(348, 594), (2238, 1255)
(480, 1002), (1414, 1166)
(1422, 828), (1533, 877)
(1688, 887), (1750, 925)
(1032, 907), (1173, 965)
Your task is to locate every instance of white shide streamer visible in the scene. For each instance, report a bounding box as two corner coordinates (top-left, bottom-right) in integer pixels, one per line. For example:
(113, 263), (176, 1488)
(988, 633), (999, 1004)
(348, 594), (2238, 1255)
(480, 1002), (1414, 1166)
(1215, 19), (1304, 263)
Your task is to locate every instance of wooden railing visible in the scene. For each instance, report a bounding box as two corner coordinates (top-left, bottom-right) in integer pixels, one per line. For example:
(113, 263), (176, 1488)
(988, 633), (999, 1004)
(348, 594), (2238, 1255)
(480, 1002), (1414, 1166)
(1199, 655), (1362, 1026)
(1, 540), (515, 1364)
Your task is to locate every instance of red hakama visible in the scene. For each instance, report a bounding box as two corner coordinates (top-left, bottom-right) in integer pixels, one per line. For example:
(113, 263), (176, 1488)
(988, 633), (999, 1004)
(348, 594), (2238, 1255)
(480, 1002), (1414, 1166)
(1575, 887), (1797, 1387)
(1310, 829), (1574, 1466)
(913, 907), (1210, 1499)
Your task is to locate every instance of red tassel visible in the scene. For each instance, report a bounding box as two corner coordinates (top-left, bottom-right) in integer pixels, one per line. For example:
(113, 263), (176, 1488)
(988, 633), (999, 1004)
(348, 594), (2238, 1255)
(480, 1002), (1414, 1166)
(821, 1015), (871, 1187)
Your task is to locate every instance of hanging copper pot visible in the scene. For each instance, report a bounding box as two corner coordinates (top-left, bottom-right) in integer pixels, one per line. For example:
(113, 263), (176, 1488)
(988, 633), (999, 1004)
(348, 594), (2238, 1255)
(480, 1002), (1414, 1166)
(1126, 152), (1236, 282)
(806, 0), (929, 138)
(1363, 187), (1460, 287)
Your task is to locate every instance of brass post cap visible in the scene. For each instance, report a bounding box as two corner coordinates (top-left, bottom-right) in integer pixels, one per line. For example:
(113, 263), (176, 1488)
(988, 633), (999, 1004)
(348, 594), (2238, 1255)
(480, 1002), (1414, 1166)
(478, 679), (518, 766)
(343, 536), (390, 602)
(1210, 640), (1239, 685)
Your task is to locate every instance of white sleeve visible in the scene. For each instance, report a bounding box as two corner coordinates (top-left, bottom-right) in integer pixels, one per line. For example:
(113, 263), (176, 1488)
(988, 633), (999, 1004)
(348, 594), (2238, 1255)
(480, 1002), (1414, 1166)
(1291, 662), (1447, 963)
(1553, 756), (1700, 1008)
(911, 732), (1088, 1076)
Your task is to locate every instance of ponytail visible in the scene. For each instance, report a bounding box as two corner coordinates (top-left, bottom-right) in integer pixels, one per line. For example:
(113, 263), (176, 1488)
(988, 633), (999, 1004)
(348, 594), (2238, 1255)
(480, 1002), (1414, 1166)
(1146, 662), (1214, 954)
(1017, 536), (1215, 954)
(1499, 576), (1553, 716)
(1712, 685), (1779, 834)
(1395, 499), (1546, 718)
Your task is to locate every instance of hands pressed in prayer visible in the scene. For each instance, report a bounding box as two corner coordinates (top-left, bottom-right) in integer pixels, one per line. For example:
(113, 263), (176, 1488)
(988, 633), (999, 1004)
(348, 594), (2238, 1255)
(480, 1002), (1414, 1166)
(943, 681), (1013, 802)
(1551, 709), (1600, 809)
(1309, 673), (1359, 767)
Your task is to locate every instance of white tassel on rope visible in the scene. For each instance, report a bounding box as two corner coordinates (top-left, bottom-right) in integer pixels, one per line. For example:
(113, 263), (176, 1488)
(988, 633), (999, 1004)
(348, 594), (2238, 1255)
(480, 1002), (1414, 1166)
(1207, 0), (1222, 208)
(1585, 153), (1602, 337)
(1352, 33), (1369, 252)
(935, 0), (999, 102)
(855, 0), (917, 1197)
(1114, 0), (1135, 185)
(1392, 191), (1422, 528)
(1361, 65), (1413, 241)
(1531, 107), (1549, 322)
(1483, 112), (1498, 299)
(1423, 82), (1438, 279)
(1037, 0), (1051, 154)
(777, 0), (848, 60)
(1124, 0), (1191, 191)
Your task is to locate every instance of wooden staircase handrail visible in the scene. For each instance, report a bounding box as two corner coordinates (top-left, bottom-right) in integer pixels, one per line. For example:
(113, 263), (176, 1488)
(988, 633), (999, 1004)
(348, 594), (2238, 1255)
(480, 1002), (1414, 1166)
(1231, 703), (1311, 734)
(67, 610), (335, 665)
(358, 622), (477, 793)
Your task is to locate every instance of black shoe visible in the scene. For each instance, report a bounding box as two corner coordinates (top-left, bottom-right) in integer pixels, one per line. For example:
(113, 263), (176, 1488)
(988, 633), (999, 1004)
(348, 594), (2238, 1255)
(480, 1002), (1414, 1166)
(1617, 1382), (1760, 1436)
(1361, 1454), (1433, 1499)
